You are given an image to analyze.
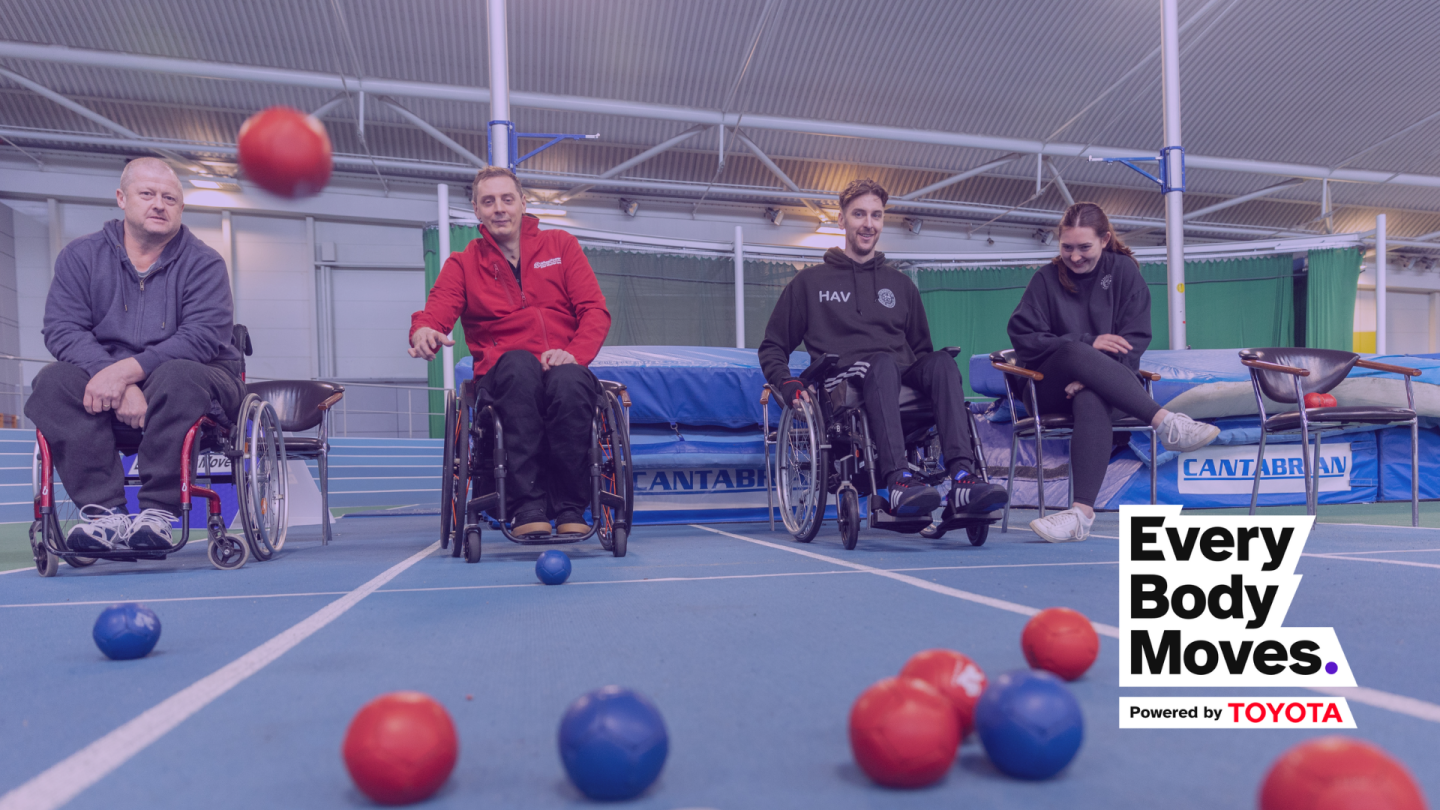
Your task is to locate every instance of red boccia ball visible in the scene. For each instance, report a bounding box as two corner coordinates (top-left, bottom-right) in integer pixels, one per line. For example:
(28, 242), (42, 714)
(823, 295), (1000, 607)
(1304, 392), (1327, 409)
(238, 106), (333, 198)
(899, 649), (988, 739)
(849, 677), (959, 789)
(1259, 736), (1426, 810)
(1022, 607), (1099, 681)
(342, 692), (458, 805)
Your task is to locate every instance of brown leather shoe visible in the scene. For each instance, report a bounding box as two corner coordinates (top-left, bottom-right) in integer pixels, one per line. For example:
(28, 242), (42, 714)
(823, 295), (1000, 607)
(557, 522), (590, 535)
(513, 521), (552, 538)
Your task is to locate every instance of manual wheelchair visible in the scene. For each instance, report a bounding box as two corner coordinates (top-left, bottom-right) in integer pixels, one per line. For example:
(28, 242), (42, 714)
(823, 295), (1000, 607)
(29, 326), (289, 576)
(763, 349), (998, 550)
(439, 376), (635, 563)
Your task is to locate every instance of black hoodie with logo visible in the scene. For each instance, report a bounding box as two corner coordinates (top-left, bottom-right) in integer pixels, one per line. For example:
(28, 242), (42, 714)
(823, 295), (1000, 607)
(1006, 249), (1153, 373)
(758, 247), (932, 387)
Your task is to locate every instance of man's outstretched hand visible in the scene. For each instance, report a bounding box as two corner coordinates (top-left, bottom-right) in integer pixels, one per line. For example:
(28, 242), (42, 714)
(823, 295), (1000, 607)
(540, 349), (576, 370)
(408, 327), (455, 360)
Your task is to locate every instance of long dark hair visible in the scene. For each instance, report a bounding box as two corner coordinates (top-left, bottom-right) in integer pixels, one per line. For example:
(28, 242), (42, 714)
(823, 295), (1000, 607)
(1051, 202), (1133, 294)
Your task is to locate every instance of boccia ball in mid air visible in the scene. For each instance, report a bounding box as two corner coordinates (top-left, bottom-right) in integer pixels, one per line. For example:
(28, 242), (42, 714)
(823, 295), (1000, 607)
(342, 692), (458, 805)
(899, 649), (988, 739)
(849, 677), (959, 789)
(237, 106), (333, 198)
(558, 686), (669, 801)
(536, 550), (572, 585)
(974, 669), (1083, 780)
(93, 603), (161, 660)
(1021, 607), (1100, 681)
(1259, 736), (1425, 810)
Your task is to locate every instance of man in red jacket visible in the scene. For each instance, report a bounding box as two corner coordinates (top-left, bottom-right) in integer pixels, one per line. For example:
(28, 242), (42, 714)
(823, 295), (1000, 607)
(410, 167), (611, 538)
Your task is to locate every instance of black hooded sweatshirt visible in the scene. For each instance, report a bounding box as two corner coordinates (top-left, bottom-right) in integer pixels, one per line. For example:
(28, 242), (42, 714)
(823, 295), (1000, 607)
(1006, 250), (1152, 373)
(758, 247), (931, 386)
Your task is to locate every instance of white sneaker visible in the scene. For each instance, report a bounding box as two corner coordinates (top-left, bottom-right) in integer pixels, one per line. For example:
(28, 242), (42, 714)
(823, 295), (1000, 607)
(65, 505), (133, 552)
(1030, 507), (1094, 543)
(126, 508), (178, 550)
(1160, 412), (1221, 453)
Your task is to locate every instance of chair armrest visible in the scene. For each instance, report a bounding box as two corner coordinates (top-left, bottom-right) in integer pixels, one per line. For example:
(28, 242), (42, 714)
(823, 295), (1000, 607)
(317, 392), (345, 410)
(760, 387), (771, 405)
(1356, 359), (1421, 377)
(1241, 358), (1310, 377)
(1137, 370), (1161, 382)
(992, 361), (1044, 381)
(941, 346), (962, 358)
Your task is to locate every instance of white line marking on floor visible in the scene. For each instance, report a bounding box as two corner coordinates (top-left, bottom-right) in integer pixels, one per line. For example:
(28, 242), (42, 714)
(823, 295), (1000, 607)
(0, 561), (1119, 609)
(697, 525), (1440, 726)
(0, 541), (440, 810)
(1304, 553), (1440, 571)
(690, 525), (1121, 634)
(0, 567), (30, 576)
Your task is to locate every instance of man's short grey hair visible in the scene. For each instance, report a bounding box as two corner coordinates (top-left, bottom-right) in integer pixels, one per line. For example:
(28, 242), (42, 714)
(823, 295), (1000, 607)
(120, 157), (181, 191)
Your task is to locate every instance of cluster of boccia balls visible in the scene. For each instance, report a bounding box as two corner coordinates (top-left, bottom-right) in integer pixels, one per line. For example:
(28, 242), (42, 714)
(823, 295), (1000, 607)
(93, 568), (1426, 805)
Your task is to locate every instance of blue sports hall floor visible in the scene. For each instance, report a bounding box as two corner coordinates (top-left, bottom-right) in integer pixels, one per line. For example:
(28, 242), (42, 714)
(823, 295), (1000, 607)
(2, 505), (1437, 809)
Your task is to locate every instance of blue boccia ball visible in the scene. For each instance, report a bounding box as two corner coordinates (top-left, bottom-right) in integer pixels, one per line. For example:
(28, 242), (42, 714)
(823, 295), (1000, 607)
(974, 669), (1083, 780)
(93, 603), (162, 661)
(536, 550), (572, 585)
(558, 686), (668, 801)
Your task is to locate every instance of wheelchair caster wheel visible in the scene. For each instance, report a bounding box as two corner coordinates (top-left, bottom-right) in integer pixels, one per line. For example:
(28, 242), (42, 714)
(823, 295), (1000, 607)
(208, 534), (250, 570)
(463, 528), (482, 564)
(30, 521), (57, 577)
(838, 490), (860, 551)
(64, 555), (97, 568)
(967, 522), (989, 547)
(611, 527), (627, 558)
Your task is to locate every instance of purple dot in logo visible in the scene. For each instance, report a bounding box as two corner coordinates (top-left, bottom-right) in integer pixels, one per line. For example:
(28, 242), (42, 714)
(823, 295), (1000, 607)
(1325, 662), (1338, 675)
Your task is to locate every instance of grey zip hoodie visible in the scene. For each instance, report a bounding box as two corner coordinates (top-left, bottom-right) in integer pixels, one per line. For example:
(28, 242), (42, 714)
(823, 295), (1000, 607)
(42, 219), (243, 379)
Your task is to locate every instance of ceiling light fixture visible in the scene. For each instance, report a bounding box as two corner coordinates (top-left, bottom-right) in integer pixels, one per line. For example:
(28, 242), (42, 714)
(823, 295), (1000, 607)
(905, 217), (923, 235)
(764, 207), (785, 226)
(187, 174), (239, 191)
(619, 198), (639, 217)
(816, 223), (845, 235)
(527, 207), (567, 217)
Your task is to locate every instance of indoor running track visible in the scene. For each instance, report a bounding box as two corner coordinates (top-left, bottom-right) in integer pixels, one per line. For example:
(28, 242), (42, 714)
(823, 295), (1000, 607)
(1, 512), (1438, 809)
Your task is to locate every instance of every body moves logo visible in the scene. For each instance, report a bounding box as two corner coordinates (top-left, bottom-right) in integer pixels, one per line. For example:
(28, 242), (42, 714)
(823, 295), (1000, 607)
(1118, 506), (1357, 729)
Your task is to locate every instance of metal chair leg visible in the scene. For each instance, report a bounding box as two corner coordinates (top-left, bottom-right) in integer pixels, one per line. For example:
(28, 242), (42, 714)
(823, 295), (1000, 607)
(1002, 429), (1019, 533)
(1149, 428), (1158, 505)
(1411, 419), (1420, 527)
(1249, 431), (1266, 515)
(1299, 423), (1315, 517)
(319, 448), (331, 545)
(1034, 429), (1047, 519)
(1310, 431), (1323, 515)
(1067, 436), (1074, 509)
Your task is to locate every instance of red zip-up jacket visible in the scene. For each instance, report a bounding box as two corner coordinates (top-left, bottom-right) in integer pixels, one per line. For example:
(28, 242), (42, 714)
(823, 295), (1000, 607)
(410, 215), (611, 376)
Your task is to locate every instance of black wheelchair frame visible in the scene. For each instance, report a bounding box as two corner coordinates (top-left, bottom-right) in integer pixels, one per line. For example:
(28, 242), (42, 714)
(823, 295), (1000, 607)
(763, 349), (998, 550)
(440, 377), (635, 563)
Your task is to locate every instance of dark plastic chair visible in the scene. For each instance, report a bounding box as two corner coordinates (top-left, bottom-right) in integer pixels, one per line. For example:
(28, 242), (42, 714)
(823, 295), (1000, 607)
(245, 380), (345, 544)
(1239, 348), (1420, 525)
(989, 349), (1161, 532)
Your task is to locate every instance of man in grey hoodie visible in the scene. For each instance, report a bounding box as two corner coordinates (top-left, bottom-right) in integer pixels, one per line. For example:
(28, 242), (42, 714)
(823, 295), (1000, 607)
(25, 158), (244, 553)
(758, 179), (1006, 520)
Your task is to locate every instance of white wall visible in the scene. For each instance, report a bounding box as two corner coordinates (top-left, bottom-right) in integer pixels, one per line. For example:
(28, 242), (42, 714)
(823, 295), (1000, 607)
(232, 214), (317, 381)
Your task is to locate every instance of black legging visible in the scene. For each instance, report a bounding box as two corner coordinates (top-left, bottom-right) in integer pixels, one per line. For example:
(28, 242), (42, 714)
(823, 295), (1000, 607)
(1030, 341), (1161, 508)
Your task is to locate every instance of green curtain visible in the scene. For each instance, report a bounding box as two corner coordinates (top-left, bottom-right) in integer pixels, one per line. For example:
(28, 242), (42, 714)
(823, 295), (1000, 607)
(423, 225), (476, 438)
(1305, 247), (1362, 351)
(1139, 255), (1294, 350)
(916, 266), (1036, 396)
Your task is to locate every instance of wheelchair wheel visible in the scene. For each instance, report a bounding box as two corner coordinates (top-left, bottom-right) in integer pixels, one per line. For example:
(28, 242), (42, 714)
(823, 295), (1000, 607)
(776, 397), (827, 543)
(967, 522), (989, 547)
(33, 446), (86, 572)
(838, 488), (860, 551)
(236, 397), (288, 561)
(29, 519), (58, 577)
(597, 389), (632, 555)
(208, 533), (249, 570)
(449, 392), (472, 559)
(463, 527), (482, 564)
(439, 389), (457, 549)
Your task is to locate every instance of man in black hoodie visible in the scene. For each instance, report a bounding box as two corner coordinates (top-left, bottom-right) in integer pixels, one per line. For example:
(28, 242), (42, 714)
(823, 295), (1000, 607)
(758, 179), (1006, 518)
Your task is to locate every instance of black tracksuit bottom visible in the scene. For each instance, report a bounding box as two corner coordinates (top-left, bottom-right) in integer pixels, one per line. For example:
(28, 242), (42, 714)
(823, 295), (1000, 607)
(1030, 341), (1162, 508)
(25, 360), (245, 514)
(860, 351), (979, 484)
(476, 350), (599, 522)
